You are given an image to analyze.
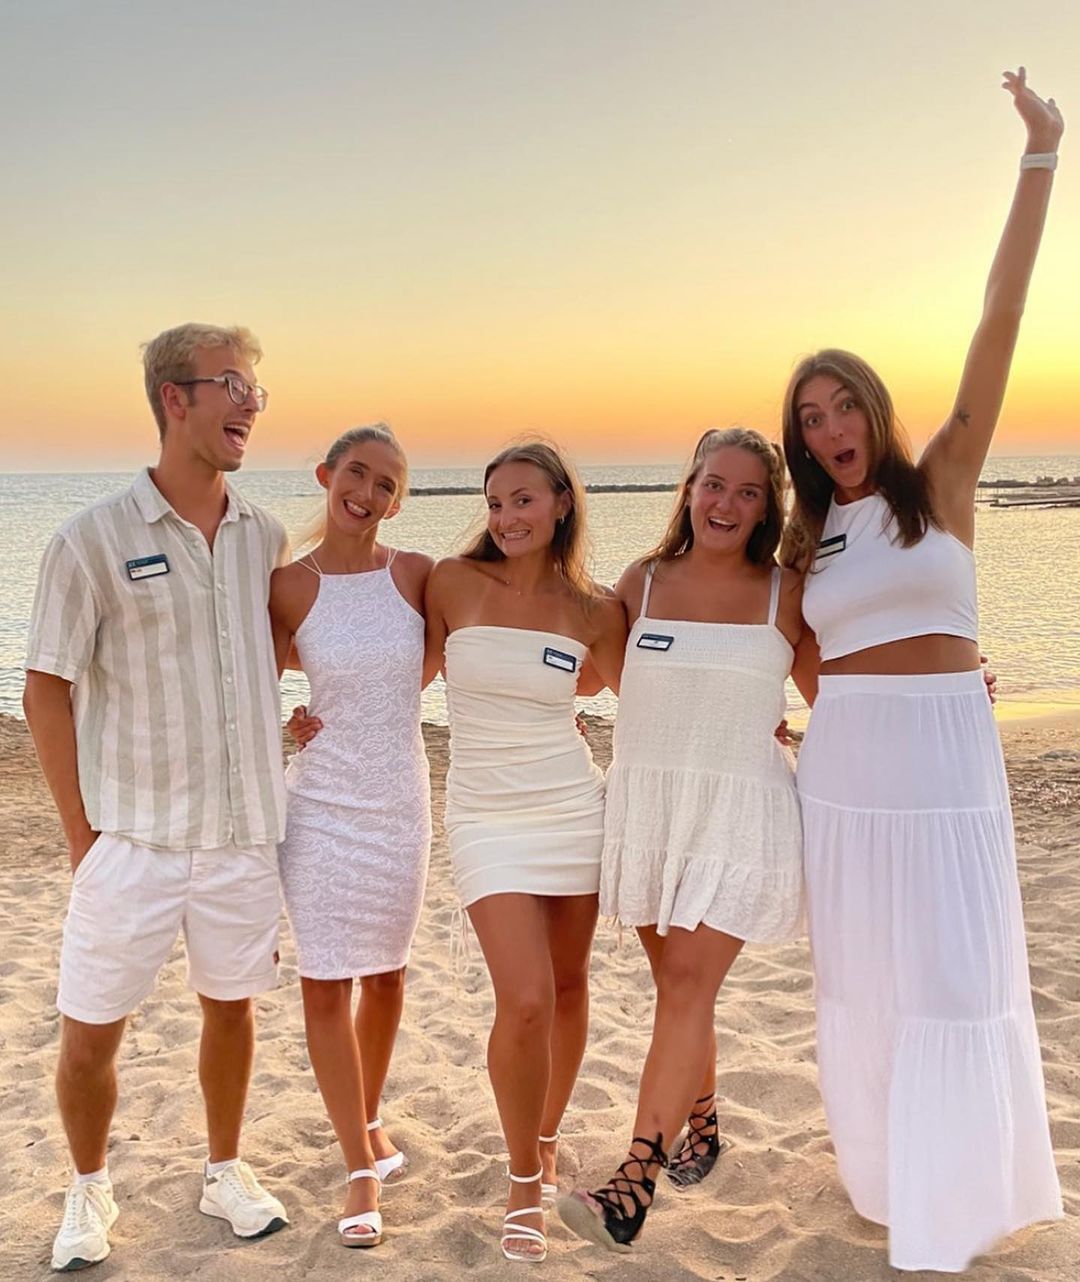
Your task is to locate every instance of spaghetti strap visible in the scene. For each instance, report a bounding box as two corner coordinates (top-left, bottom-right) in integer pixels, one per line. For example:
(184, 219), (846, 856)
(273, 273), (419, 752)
(767, 566), (781, 626)
(385, 546), (399, 568)
(300, 553), (324, 578)
(640, 563), (657, 618)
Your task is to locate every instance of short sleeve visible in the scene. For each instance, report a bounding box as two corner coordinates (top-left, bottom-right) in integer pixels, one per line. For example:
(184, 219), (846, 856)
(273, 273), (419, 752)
(25, 533), (99, 683)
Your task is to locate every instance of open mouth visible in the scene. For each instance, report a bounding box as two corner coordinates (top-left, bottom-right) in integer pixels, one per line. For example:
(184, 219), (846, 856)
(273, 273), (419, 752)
(223, 423), (250, 452)
(500, 529), (530, 542)
(833, 448), (856, 467)
(344, 499), (371, 520)
(707, 516), (737, 532)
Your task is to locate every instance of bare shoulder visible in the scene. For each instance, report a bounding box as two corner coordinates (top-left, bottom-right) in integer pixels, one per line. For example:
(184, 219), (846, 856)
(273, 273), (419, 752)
(586, 583), (628, 640)
(614, 557), (650, 611)
(426, 555), (481, 602)
(269, 559), (318, 630)
(390, 548), (435, 585)
(778, 565), (804, 604)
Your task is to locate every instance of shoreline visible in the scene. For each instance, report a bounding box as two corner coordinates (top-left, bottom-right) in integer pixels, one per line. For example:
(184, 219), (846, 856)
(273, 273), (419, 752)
(0, 712), (1075, 1280)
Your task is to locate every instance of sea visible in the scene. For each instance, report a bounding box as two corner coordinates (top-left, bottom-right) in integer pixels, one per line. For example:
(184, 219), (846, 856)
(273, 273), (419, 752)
(3, 456), (1079, 726)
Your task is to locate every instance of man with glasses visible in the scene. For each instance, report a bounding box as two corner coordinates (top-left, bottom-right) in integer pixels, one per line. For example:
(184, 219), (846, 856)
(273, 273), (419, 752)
(24, 323), (290, 1271)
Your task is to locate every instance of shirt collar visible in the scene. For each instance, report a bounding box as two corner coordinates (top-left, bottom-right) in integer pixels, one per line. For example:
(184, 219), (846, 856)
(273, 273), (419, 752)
(131, 467), (253, 525)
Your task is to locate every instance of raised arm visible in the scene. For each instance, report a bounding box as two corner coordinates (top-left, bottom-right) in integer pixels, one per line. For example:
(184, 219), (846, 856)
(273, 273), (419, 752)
(924, 68), (1064, 541)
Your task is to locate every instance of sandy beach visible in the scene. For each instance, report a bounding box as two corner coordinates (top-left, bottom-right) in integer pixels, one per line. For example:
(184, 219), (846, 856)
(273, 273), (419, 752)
(1, 710), (1076, 1282)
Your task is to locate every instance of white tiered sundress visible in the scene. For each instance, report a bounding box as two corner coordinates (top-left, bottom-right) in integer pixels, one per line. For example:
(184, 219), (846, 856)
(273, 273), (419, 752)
(444, 626), (605, 908)
(278, 554), (431, 979)
(601, 565), (804, 943)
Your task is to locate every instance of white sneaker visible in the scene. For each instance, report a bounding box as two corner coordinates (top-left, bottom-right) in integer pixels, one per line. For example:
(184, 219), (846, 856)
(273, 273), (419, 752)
(51, 1180), (119, 1272)
(199, 1160), (288, 1238)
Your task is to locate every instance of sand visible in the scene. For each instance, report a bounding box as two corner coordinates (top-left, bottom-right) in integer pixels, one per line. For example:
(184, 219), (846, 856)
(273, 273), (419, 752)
(0, 710), (1077, 1281)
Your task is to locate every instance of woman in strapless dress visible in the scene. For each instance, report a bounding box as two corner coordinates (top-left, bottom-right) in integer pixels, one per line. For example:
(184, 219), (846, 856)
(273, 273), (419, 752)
(425, 441), (626, 1263)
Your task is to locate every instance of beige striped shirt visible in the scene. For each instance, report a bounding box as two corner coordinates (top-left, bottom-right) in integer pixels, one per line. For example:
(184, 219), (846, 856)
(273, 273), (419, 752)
(26, 468), (289, 850)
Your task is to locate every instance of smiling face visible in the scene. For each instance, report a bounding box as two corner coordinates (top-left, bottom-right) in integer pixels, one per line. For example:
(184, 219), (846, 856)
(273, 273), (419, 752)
(687, 446), (770, 557)
(796, 374), (873, 500)
(485, 460), (570, 559)
(166, 343), (262, 473)
(318, 438), (404, 534)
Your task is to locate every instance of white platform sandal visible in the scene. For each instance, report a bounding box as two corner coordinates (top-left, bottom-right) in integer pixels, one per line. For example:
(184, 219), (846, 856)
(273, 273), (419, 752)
(502, 1168), (547, 1263)
(367, 1116), (409, 1184)
(338, 1169), (382, 1248)
(539, 1131), (560, 1206)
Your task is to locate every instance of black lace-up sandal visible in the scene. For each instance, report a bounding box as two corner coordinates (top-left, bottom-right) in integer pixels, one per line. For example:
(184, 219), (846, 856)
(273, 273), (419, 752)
(556, 1134), (668, 1253)
(665, 1094), (729, 1190)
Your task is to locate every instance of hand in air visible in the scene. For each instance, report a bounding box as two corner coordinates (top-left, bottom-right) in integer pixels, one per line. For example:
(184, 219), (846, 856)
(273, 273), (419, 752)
(287, 704), (323, 749)
(1002, 67), (1064, 152)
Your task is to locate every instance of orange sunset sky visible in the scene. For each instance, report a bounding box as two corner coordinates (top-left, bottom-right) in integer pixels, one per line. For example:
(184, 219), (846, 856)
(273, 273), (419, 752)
(2, 1), (1078, 470)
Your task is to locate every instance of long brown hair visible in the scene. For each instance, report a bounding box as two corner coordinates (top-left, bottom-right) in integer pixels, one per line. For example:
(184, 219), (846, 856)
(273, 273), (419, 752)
(781, 349), (935, 571)
(461, 439), (596, 601)
(645, 427), (786, 567)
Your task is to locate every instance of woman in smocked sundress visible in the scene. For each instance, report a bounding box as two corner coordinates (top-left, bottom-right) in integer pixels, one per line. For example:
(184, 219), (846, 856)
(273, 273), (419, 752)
(560, 428), (814, 1251)
(270, 425), (437, 1249)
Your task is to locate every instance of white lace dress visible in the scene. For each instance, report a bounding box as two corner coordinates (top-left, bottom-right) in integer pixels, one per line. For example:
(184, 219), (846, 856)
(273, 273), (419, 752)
(600, 565), (804, 943)
(278, 554), (431, 978)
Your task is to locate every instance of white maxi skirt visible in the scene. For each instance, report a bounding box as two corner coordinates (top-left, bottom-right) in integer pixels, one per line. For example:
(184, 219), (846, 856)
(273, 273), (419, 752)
(797, 670), (1062, 1273)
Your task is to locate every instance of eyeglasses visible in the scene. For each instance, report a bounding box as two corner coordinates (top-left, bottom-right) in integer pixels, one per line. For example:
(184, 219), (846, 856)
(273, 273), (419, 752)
(174, 373), (269, 412)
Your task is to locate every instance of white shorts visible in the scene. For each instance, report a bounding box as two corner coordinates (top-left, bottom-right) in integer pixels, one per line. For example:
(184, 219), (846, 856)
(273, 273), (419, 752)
(58, 833), (281, 1025)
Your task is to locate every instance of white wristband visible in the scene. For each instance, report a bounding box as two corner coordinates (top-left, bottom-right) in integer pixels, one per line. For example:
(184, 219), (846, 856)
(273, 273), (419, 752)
(1020, 152), (1058, 171)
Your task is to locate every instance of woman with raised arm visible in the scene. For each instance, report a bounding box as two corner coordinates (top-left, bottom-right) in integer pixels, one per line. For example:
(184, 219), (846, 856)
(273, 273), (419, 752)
(425, 441), (626, 1263)
(783, 70), (1063, 1272)
(558, 427), (812, 1252)
(269, 425), (437, 1249)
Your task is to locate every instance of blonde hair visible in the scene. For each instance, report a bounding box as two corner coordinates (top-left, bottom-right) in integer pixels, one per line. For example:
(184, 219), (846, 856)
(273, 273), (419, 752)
(645, 427), (786, 566)
(461, 439), (596, 602)
(298, 423), (409, 551)
(780, 349), (935, 571)
(141, 323), (262, 437)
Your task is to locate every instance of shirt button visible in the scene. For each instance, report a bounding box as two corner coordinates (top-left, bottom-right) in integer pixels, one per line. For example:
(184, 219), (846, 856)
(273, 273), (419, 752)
(220, 629), (229, 638)
(224, 676), (233, 685)
(228, 722), (236, 731)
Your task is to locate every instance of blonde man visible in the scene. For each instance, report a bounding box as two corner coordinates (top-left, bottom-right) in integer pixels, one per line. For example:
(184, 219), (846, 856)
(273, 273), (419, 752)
(24, 323), (290, 1272)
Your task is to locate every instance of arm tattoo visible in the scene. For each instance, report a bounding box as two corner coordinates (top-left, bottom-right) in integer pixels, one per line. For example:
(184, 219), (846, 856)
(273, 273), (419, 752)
(952, 407), (972, 428)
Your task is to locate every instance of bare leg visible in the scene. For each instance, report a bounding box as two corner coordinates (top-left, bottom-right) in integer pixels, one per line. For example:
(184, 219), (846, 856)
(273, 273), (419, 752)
(300, 978), (378, 1232)
(198, 995), (254, 1164)
(539, 894), (598, 1189)
(636, 926), (720, 1184)
(565, 925), (742, 1247)
(468, 894), (557, 1259)
(56, 1016), (126, 1173)
(356, 968), (407, 1166)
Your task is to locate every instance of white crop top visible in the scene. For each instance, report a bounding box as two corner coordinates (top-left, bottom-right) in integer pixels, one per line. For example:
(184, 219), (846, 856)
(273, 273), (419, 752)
(802, 493), (979, 662)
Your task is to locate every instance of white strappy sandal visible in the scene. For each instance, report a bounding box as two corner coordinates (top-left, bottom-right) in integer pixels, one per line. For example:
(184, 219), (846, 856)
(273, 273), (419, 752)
(539, 1131), (560, 1206)
(502, 1168), (547, 1263)
(338, 1169), (382, 1248)
(367, 1116), (409, 1184)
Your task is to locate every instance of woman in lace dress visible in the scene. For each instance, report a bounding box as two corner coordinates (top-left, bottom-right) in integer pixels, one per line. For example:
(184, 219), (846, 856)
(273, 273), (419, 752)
(559, 428), (816, 1252)
(270, 425), (437, 1248)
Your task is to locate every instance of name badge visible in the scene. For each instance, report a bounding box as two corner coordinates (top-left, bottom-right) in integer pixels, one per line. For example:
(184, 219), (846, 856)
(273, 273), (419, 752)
(126, 554), (170, 580)
(815, 533), (846, 560)
(543, 646), (578, 673)
(637, 633), (674, 651)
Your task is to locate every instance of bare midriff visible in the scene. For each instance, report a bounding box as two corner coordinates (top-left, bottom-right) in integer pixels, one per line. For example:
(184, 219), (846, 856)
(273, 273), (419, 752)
(819, 633), (982, 677)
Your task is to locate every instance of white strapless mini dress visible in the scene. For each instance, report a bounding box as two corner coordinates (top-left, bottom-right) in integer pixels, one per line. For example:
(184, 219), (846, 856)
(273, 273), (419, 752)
(444, 626), (605, 907)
